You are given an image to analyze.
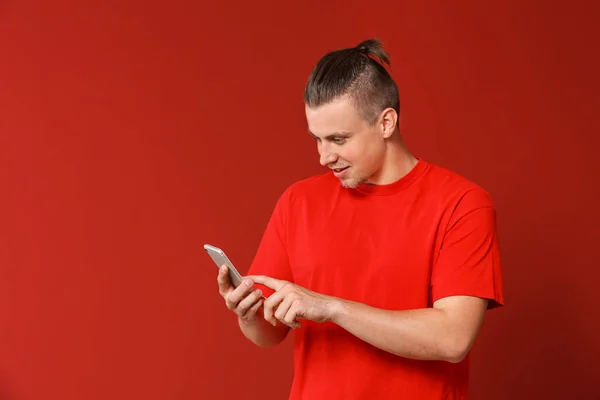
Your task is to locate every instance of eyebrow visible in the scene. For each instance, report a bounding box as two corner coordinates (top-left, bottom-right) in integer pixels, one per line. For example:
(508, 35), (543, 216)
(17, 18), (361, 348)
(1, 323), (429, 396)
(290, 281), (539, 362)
(308, 130), (353, 140)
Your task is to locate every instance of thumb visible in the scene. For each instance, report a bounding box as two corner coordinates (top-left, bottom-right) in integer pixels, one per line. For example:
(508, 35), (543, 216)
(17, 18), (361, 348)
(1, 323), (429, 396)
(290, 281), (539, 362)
(217, 265), (234, 295)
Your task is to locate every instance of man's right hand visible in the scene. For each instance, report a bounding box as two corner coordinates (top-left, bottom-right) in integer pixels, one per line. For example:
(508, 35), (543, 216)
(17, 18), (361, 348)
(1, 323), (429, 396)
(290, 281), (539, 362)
(217, 264), (264, 324)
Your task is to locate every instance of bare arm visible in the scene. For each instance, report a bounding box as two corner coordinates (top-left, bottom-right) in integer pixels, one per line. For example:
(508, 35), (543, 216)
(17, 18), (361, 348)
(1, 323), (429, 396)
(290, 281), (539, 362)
(237, 305), (290, 347)
(250, 275), (489, 363)
(330, 295), (488, 363)
(217, 265), (290, 347)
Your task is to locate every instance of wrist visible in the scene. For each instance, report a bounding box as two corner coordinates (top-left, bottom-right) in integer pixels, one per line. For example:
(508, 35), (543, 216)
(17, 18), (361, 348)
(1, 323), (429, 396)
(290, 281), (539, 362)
(328, 298), (349, 324)
(238, 314), (261, 327)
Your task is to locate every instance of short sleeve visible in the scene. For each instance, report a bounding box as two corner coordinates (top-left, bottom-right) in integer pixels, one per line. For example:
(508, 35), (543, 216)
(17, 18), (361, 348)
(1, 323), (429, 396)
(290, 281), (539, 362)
(247, 186), (294, 296)
(431, 189), (504, 309)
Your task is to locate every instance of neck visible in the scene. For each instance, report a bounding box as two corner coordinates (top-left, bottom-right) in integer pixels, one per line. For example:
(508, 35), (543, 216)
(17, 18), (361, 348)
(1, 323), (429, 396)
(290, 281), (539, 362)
(367, 134), (418, 185)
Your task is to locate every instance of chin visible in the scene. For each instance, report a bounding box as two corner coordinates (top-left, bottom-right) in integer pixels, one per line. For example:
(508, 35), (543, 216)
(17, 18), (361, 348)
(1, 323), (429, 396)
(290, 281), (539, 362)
(339, 176), (364, 189)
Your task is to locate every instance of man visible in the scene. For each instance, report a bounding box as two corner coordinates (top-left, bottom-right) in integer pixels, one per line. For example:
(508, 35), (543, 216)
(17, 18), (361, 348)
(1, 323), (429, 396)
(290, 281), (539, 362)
(216, 39), (504, 399)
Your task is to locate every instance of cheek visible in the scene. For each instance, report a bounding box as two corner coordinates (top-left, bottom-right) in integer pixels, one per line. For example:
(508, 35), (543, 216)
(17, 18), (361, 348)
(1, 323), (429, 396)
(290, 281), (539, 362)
(345, 140), (382, 169)
(338, 146), (358, 164)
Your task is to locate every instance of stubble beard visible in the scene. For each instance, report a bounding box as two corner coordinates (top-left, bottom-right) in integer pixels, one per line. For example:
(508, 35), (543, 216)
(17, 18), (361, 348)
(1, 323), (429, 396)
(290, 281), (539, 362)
(339, 172), (367, 189)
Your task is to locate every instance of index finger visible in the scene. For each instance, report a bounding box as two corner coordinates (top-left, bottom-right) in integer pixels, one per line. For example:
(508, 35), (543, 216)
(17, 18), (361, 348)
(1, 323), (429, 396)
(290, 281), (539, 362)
(246, 275), (284, 290)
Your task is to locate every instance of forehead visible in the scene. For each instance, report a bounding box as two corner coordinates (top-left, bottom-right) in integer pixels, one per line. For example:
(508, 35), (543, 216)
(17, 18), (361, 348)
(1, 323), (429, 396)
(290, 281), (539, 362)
(305, 97), (366, 136)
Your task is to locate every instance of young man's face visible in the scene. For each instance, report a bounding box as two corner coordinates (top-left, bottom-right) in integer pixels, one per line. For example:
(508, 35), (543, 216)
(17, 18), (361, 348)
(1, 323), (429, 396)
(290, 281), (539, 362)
(305, 96), (386, 188)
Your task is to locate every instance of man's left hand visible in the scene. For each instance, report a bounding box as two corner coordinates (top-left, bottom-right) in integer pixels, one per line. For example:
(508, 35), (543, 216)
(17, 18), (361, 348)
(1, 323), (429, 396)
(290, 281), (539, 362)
(248, 275), (339, 329)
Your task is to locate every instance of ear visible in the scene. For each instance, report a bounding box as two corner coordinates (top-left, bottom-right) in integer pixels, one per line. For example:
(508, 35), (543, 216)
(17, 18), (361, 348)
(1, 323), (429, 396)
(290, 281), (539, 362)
(379, 108), (398, 139)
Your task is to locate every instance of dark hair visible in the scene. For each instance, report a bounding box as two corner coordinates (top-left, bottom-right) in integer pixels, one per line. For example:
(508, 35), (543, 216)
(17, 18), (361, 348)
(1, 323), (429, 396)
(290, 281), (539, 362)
(304, 38), (400, 125)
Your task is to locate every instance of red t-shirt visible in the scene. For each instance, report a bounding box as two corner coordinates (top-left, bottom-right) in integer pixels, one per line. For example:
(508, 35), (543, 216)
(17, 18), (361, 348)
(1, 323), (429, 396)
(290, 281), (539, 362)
(248, 159), (504, 400)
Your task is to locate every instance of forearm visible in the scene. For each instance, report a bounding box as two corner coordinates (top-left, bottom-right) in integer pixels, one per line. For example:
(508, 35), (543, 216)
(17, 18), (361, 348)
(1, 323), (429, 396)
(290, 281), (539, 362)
(331, 300), (473, 363)
(238, 312), (290, 347)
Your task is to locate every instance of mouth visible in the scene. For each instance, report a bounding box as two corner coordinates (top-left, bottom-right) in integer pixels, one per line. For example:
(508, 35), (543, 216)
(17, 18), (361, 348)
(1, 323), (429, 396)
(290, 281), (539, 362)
(332, 166), (349, 177)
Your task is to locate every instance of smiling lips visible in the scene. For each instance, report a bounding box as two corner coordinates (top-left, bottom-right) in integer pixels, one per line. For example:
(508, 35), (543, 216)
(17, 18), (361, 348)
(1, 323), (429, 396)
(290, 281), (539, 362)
(332, 166), (349, 177)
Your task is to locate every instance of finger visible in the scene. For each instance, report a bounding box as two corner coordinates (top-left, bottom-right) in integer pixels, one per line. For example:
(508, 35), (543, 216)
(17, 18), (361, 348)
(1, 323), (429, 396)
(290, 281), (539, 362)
(246, 275), (284, 290)
(237, 288), (263, 317)
(263, 289), (288, 326)
(240, 295), (264, 320)
(225, 279), (254, 310)
(217, 265), (233, 296)
(284, 301), (302, 329)
(274, 294), (297, 327)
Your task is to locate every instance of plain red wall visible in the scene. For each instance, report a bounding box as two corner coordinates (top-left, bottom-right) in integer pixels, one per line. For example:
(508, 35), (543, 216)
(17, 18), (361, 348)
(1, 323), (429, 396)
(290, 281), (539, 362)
(1, 1), (598, 399)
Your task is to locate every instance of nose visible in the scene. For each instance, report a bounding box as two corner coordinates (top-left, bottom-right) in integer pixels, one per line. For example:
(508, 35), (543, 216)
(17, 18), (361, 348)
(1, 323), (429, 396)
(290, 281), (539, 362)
(319, 144), (338, 166)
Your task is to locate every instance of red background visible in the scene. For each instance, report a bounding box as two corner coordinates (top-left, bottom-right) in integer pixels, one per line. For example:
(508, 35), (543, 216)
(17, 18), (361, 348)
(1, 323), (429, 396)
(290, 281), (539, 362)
(1, 1), (599, 399)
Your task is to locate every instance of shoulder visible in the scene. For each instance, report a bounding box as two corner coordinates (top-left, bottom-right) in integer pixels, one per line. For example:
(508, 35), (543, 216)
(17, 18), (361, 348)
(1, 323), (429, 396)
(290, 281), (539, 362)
(278, 172), (337, 204)
(422, 161), (495, 209)
(416, 162), (498, 237)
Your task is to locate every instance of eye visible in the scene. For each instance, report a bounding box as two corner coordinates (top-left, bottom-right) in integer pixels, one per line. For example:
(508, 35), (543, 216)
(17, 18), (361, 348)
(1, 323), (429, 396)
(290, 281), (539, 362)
(333, 137), (346, 144)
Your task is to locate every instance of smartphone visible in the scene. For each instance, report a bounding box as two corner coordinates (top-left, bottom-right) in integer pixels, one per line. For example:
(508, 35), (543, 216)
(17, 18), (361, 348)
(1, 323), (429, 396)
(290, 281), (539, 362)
(204, 244), (244, 288)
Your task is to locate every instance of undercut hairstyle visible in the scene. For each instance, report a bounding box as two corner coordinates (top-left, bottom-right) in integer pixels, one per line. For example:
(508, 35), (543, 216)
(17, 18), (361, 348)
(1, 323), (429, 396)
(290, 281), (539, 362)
(304, 38), (400, 126)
